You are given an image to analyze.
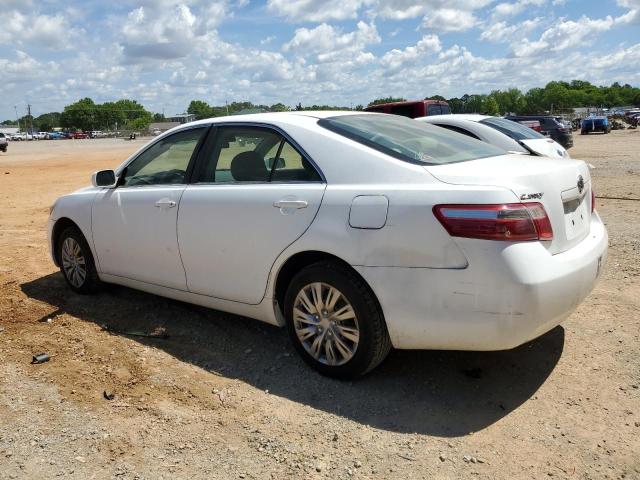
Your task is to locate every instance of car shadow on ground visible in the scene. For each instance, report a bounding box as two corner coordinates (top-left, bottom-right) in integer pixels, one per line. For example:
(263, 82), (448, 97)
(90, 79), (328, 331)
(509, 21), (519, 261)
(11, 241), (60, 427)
(21, 272), (564, 437)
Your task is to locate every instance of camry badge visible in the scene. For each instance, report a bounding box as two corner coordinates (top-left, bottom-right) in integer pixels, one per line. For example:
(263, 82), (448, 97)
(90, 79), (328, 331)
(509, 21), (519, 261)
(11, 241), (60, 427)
(577, 175), (585, 194)
(520, 192), (544, 200)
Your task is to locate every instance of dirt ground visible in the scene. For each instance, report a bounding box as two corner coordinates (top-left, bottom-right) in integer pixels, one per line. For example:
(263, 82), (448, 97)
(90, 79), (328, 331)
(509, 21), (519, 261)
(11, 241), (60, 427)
(0, 131), (638, 480)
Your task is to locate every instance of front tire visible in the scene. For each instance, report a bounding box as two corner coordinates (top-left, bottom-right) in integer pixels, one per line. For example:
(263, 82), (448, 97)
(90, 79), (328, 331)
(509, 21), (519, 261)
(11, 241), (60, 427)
(57, 226), (101, 294)
(284, 261), (391, 378)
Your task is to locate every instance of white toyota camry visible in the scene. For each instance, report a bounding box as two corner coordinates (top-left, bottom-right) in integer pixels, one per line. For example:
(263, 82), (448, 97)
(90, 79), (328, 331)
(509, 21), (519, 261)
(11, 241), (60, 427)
(48, 112), (607, 377)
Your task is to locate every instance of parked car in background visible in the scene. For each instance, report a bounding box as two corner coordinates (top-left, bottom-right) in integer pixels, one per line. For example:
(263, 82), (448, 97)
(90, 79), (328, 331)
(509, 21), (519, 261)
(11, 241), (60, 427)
(581, 116), (611, 135)
(11, 132), (27, 141)
(46, 132), (64, 140)
(505, 115), (574, 149)
(48, 111), (606, 377)
(72, 131), (88, 139)
(416, 114), (570, 159)
(0, 133), (7, 152)
(364, 99), (451, 118)
(36, 132), (48, 140)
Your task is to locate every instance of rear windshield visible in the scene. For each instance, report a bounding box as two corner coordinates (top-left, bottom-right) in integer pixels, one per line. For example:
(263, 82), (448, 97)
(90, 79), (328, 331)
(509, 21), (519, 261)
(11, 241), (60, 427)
(318, 114), (505, 165)
(480, 117), (545, 141)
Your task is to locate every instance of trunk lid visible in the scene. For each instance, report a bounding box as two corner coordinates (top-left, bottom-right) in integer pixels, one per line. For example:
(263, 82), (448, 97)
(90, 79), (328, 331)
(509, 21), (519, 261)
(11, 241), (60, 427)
(426, 154), (592, 254)
(520, 138), (568, 159)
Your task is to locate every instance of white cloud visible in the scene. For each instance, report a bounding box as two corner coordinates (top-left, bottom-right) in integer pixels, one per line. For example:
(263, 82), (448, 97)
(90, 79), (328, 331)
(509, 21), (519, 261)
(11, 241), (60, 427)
(381, 34), (442, 72)
(422, 9), (478, 32)
(493, 0), (546, 18)
(267, 0), (371, 22)
(0, 10), (76, 48)
(480, 17), (542, 42)
(511, 15), (621, 57)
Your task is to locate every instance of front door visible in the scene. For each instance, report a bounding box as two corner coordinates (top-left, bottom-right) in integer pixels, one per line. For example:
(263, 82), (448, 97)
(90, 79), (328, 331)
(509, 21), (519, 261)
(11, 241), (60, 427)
(92, 127), (207, 290)
(178, 125), (325, 304)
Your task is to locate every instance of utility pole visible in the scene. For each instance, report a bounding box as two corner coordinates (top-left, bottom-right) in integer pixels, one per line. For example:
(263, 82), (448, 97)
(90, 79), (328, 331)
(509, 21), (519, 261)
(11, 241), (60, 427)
(27, 104), (32, 134)
(225, 100), (229, 116)
(14, 106), (20, 131)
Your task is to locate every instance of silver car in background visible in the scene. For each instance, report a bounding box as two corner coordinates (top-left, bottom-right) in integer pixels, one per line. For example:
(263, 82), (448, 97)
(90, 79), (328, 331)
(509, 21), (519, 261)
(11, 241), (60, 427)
(416, 114), (570, 159)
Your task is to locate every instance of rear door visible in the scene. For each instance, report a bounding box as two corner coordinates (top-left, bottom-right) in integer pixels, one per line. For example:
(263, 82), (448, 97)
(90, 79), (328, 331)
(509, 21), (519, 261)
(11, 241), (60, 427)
(178, 125), (326, 304)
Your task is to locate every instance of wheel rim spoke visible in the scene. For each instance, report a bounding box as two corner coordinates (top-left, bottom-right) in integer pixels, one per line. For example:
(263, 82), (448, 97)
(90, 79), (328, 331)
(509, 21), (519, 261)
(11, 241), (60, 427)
(335, 325), (359, 343)
(293, 282), (359, 366)
(332, 304), (356, 322)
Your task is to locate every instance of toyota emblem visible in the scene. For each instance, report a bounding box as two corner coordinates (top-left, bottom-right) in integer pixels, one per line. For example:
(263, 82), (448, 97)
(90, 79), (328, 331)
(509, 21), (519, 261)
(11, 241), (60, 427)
(577, 175), (584, 194)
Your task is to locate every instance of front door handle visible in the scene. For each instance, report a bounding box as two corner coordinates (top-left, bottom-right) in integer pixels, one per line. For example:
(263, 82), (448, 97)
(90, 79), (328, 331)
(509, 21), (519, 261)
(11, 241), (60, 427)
(273, 200), (308, 209)
(155, 199), (177, 208)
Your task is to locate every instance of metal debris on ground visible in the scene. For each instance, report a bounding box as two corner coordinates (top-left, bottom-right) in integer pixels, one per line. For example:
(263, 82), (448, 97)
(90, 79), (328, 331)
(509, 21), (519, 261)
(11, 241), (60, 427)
(103, 391), (115, 401)
(31, 353), (50, 364)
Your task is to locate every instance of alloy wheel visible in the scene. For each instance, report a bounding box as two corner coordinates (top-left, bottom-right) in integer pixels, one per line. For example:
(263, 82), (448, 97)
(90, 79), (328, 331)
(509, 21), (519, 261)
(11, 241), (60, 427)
(293, 282), (360, 366)
(61, 237), (87, 288)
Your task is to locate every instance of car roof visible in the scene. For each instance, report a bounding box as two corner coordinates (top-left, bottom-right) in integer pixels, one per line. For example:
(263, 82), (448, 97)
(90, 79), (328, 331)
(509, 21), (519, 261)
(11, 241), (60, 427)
(416, 114), (490, 122)
(186, 110), (366, 127)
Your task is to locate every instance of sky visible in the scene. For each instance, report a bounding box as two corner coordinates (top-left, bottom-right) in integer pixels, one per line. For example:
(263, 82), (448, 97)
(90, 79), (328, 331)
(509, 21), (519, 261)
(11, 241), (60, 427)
(1, 0), (639, 120)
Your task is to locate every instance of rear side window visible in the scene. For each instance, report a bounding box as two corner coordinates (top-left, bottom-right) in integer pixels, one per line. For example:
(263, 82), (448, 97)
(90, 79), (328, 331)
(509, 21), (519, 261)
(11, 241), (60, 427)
(389, 104), (416, 118)
(435, 124), (480, 140)
(194, 126), (321, 183)
(427, 105), (442, 115)
(319, 114), (505, 165)
(480, 117), (545, 140)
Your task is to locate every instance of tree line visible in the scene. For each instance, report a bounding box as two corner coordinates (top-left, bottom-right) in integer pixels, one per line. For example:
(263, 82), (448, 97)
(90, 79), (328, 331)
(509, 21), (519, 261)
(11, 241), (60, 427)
(3, 80), (639, 130)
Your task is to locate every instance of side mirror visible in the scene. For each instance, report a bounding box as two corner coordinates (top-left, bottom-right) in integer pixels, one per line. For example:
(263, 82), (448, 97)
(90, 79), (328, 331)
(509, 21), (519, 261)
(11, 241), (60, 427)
(268, 157), (286, 169)
(92, 170), (117, 188)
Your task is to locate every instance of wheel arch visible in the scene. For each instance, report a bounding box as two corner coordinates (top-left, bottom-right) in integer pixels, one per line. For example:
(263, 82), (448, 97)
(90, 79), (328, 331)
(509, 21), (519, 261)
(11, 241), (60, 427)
(51, 217), (84, 267)
(272, 250), (384, 322)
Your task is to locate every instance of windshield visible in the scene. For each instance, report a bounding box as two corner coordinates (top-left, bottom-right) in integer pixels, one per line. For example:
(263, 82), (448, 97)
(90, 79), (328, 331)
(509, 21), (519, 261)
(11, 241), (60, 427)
(318, 114), (505, 165)
(480, 117), (545, 141)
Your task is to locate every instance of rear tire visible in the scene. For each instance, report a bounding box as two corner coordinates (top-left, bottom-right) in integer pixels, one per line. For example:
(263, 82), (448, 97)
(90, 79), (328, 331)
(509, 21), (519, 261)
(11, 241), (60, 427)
(57, 226), (102, 294)
(284, 261), (391, 379)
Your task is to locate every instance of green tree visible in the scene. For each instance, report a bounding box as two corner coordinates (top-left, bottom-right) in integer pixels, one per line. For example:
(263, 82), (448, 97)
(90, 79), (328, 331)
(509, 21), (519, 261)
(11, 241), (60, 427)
(269, 103), (289, 112)
(187, 100), (213, 120)
(60, 97), (96, 131)
(368, 97), (406, 106)
(34, 112), (61, 131)
(484, 96), (500, 116)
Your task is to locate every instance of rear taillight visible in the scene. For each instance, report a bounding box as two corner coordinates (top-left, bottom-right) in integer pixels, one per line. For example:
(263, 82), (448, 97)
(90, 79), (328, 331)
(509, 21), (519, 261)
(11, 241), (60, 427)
(591, 187), (595, 213)
(433, 203), (553, 241)
(559, 127), (570, 133)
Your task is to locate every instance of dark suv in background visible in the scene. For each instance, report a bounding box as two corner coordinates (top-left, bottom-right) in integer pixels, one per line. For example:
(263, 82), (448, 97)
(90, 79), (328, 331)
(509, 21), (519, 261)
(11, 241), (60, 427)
(505, 115), (573, 149)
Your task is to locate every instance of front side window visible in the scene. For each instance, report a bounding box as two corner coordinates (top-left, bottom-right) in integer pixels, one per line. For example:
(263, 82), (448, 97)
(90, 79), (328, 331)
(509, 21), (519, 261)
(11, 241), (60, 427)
(194, 126), (321, 183)
(122, 128), (205, 187)
(319, 114), (505, 165)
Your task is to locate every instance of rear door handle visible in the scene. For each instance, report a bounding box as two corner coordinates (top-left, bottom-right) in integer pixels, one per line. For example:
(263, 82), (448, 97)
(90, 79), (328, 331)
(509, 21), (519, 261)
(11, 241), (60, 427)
(155, 199), (177, 208)
(273, 200), (308, 209)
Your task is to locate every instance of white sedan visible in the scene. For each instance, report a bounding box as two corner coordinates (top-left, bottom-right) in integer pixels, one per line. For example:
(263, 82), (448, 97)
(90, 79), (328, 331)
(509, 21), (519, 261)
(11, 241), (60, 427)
(48, 112), (607, 377)
(416, 114), (570, 159)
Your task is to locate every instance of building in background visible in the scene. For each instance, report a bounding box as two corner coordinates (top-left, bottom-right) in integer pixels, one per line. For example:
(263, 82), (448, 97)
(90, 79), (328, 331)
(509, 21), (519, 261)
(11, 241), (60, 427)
(168, 114), (196, 124)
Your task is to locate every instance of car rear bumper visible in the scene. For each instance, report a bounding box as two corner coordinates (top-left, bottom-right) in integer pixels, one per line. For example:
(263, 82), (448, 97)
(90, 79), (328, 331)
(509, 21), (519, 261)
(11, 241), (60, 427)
(356, 212), (607, 350)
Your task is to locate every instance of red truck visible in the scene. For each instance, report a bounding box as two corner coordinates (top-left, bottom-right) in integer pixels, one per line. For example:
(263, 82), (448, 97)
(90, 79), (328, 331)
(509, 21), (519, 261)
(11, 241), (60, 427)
(364, 99), (450, 118)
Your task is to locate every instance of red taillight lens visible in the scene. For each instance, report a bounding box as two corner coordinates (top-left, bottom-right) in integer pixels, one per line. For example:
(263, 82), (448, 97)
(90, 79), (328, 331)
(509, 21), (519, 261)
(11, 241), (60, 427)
(433, 203), (553, 241)
(591, 187), (595, 213)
